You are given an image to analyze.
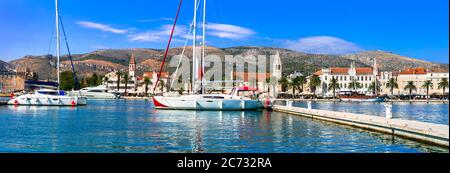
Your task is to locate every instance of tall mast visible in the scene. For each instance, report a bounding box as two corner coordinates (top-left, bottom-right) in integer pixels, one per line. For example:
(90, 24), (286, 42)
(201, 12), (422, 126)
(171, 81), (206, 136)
(55, 0), (61, 90)
(192, 0), (198, 94)
(201, 0), (206, 94)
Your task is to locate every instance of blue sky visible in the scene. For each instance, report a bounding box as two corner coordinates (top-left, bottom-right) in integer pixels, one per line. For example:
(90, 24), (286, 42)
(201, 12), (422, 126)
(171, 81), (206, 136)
(0, 0), (448, 63)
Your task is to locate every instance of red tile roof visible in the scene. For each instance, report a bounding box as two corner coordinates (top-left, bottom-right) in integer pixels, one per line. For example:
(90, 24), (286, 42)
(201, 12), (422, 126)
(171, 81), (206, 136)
(399, 67), (427, 75)
(313, 67), (373, 76)
(143, 72), (170, 79)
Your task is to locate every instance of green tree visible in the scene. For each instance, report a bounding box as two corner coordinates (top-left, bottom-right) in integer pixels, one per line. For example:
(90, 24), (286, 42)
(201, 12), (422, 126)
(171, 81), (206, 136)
(298, 76), (307, 93)
(438, 78), (449, 96)
(60, 71), (75, 91)
(143, 77), (152, 97)
(289, 77), (301, 96)
(386, 77), (399, 96)
(328, 77), (340, 98)
(348, 78), (362, 91)
(404, 81), (417, 100)
(122, 73), (129, 96)
(87, 73), (99, 86)
(178, 87), (185, 95)
(103, 76), (109, 87)
(115, 71), (123, 92)
(421, 80), (433, 99)
(368, 81), (380, 95)
(309, 75), (321, 99)
(159, 80), (165, 93)
(278, 76), (289, 92)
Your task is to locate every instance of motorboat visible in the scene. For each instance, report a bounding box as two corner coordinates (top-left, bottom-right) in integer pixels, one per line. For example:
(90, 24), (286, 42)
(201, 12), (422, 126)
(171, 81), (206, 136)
(68, 86), (119, 99)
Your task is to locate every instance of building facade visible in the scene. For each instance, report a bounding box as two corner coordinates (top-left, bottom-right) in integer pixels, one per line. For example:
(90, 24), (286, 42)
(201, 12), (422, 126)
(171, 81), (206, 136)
(395, 68), (449, 95)
(104, 54), (138, 95)
(311, 61), (377, 97)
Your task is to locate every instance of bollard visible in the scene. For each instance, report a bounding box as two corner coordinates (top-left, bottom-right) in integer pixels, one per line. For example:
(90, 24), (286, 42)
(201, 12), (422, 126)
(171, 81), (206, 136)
(307, 101), (312, 110)
(385, 103), (393, 119)
(286, 100), (293, 107)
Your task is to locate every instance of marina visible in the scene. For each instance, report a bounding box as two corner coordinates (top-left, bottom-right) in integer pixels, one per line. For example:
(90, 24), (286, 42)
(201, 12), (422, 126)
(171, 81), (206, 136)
(0, 99), (447, 153)
(0, 0), (448, 157)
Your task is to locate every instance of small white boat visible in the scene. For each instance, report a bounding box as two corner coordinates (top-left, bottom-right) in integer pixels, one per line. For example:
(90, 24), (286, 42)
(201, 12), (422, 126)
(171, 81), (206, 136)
(152, 87), (265, 111)
(8, 89), (87, 106)
(68, 86), (119, 99)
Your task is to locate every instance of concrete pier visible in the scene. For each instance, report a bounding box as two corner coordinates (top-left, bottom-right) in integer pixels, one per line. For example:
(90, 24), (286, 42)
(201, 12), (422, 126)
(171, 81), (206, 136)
(273, 105), (449, 147)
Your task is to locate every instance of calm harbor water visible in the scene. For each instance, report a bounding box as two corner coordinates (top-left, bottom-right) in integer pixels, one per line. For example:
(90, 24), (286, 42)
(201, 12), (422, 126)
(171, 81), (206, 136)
(289, 101), (449, 125)
(0, 100), (448, 153)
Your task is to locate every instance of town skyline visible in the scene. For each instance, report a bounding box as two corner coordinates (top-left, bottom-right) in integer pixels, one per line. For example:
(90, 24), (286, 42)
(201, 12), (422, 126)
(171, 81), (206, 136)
(0, 0), (448, 63)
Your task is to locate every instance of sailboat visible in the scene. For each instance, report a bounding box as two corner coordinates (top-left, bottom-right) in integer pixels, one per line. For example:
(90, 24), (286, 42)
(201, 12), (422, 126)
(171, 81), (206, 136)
(8, 0), (87, 106)
(152, 0), (266, 110)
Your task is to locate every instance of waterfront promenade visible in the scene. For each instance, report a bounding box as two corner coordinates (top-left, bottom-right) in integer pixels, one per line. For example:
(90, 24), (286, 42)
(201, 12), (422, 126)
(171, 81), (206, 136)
(273, 105), (449, 147)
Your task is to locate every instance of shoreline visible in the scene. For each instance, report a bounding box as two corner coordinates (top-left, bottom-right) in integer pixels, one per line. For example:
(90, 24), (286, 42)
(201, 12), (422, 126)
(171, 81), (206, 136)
(272, 98), (449, 103)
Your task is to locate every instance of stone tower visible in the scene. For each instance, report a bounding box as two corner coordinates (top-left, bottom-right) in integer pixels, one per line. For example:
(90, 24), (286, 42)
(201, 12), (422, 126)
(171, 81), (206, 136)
(272, 51), (282, 80)
(348, 61), (356, 77)
(129, 53), (137, 90)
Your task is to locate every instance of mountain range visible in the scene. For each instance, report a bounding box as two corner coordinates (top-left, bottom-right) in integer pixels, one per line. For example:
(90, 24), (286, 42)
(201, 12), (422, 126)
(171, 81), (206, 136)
(2, 46), (448, 80)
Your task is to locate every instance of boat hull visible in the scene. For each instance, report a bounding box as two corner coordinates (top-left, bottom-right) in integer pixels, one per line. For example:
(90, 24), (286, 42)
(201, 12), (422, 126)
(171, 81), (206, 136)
(68, 91), (118, 100)
(8, 94), (87, 106)
(152, 96), (265, 111)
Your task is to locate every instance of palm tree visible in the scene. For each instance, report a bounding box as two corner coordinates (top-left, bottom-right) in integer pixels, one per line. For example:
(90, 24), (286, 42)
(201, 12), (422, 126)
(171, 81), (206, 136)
(289, 76), (302, 96)
(143, 77), (152, 97)
(298, 76), (307, 93)
(309, 75), (321, 99)
(159, 80), (165, 93)
(348, 78), (362, 91)
(328, 77), (340, 98)
(404, 81), (417, 100)
(386, 77), (399, 96)
(103, 76), (109, 87)
(278, 76), (289, 92)
(122, 73), (129, 96)
(421, 80), (433, 99)
(115, 71), (123, 92)
(438, 78), (449, 96)
(368, 81), (380, 95)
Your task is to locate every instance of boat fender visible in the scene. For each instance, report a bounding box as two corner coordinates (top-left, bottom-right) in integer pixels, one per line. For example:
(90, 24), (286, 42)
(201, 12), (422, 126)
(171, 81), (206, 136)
(13, 99), (19, 105)
(71, 100), (76, 106)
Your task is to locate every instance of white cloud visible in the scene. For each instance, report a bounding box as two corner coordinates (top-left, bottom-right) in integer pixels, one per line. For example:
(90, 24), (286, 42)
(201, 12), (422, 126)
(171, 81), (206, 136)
(128, 23), (255, 43)
(77, 21), (128, 34)
(285, 36), (363, 54)
(128, 25), (188, 42)
(206, 23), (256, 39)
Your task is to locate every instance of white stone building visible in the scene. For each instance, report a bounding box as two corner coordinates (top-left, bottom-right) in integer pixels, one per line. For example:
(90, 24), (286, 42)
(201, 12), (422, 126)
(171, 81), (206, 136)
(311, 61), (378, 97)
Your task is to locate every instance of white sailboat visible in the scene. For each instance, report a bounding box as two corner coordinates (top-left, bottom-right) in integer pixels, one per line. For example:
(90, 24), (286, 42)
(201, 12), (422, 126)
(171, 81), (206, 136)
(8, 0), (87, 106)
(152, 0), (266, 111)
